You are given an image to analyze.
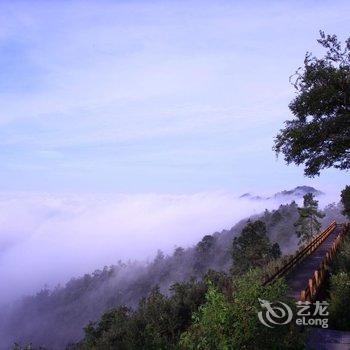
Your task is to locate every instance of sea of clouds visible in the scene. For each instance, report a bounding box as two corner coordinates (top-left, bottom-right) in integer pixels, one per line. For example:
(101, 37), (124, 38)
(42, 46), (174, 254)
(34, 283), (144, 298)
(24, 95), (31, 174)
(0, 190), (338, 304)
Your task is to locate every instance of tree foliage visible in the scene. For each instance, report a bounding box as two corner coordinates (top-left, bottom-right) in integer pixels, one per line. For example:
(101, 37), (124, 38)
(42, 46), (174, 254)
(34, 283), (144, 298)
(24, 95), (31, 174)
(328, 272), (350, 331)
(179, 282), (232, 350)
(327, 226), (350, 330)
(274, 31), (350, 176)
(340, 185), (350, 218)
(71, 280), (208, 349)
(294, 193), (324, 244)
(180, 270), (304, 350)
(231, 220), (281, 274)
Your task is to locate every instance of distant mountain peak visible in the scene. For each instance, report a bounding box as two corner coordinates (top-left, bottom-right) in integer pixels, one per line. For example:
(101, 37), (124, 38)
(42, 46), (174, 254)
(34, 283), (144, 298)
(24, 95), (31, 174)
(274, 186), (324, 198)
(239, 186), (324, 201)
(239, 193), (265, 200)
(239, 193), (251, 198)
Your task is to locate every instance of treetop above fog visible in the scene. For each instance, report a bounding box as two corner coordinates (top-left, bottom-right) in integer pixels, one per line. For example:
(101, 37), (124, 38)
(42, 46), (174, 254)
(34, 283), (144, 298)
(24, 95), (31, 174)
(274, 31), (350, 176)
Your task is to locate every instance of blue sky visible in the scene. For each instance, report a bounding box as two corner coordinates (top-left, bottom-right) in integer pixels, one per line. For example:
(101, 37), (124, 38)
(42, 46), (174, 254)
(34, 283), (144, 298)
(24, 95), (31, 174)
(0, 0), (349, 195)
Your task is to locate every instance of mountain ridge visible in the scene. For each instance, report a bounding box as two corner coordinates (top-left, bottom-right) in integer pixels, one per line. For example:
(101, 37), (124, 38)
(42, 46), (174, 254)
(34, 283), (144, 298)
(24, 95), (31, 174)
(239, 185), (324, 201)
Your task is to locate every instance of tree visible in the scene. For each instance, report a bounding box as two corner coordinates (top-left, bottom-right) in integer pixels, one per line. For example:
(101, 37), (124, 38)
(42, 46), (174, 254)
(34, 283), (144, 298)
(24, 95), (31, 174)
(328, 272), (350, 330)
(274, 31), (350, 176)
(79, 306), (134, 349)
(12, 345), (36, 350)
(196, 235), (215, 254)
(231, 220), (280, 274)
(194, 235), (216, 274)
(271, 242), (282, 259)
(179, 282), (232, 350)
(294, 193), (325, 244)
(180, 270), (304, 350)
(340, 185), (350, 218)
(328, 231), (350, 330)
(72, 280), (208, 350)
(332, 234), (350, 274)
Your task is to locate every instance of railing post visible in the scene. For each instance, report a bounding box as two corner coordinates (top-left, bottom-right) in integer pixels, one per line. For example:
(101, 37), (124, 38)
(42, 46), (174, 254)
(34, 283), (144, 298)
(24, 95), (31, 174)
(320, 263), (324, 280)
(309, 279), (314, 296)
(314, 270), (319, 287)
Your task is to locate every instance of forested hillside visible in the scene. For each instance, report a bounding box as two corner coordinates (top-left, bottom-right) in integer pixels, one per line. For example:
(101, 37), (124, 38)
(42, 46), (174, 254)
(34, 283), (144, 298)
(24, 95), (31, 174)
(1, 198), (345, 349)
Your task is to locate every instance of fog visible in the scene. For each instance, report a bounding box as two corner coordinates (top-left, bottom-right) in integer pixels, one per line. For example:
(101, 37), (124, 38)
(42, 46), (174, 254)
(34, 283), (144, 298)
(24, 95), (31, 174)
(0, 190), (295, 304)
(0, 188), (341, 305)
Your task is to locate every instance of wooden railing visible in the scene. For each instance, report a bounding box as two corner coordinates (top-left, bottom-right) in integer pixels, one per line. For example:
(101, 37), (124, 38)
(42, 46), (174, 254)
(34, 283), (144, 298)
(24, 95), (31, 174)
(299, 223), (349, 301)
(263, 220), (337, 286)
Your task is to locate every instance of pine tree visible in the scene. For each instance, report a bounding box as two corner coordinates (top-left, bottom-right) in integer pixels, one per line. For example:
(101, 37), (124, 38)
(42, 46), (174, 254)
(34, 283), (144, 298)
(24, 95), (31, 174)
(231, 220), (280, 274)
(294, 193), (325, 244)
(341, 185), (350, 219)
(274, 31), (350, 177)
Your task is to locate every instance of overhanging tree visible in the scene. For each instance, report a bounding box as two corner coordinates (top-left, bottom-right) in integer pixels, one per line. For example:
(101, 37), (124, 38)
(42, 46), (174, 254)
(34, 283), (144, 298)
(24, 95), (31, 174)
(274, 31), (350, 177)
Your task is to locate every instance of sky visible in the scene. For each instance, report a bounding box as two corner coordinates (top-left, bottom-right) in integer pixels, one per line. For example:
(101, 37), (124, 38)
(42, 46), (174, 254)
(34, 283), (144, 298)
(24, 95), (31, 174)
(0, 0), (348, 195)
(0, 0), (349, 301)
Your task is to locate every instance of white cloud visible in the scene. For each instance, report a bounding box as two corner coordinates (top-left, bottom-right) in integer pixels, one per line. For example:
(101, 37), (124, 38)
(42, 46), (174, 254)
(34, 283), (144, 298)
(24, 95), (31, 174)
(0, 190), (287, 303)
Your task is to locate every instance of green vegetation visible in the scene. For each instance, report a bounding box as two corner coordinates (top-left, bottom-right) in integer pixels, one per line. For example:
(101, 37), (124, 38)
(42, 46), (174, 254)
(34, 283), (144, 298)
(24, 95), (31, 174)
(328, 227), (350, 330)
(70, 279), (207, 350)
(294, 193), (324, 244)
(231, 220), (281, 274)
(328, 272), (350, 330)
(2, 201), (308, 348)
(13, 344), (35, 350)
(71, 269), (304, 350)
(274, 31), (350, 177)
(341, 185), (350, 219)
(69, 220), (305, 350)
(181, 270), (303, 350)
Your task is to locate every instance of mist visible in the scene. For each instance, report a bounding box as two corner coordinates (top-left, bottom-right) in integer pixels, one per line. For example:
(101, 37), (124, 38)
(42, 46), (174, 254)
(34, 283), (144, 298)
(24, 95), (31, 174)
(0, 189), (311, 305)
(0, 188), (345, 349)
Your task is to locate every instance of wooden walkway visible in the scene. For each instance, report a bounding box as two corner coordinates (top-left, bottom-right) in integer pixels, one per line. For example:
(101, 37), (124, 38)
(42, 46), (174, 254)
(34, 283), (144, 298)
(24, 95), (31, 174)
(269, 222), (349, 349)
(285, 225), (341, 299)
